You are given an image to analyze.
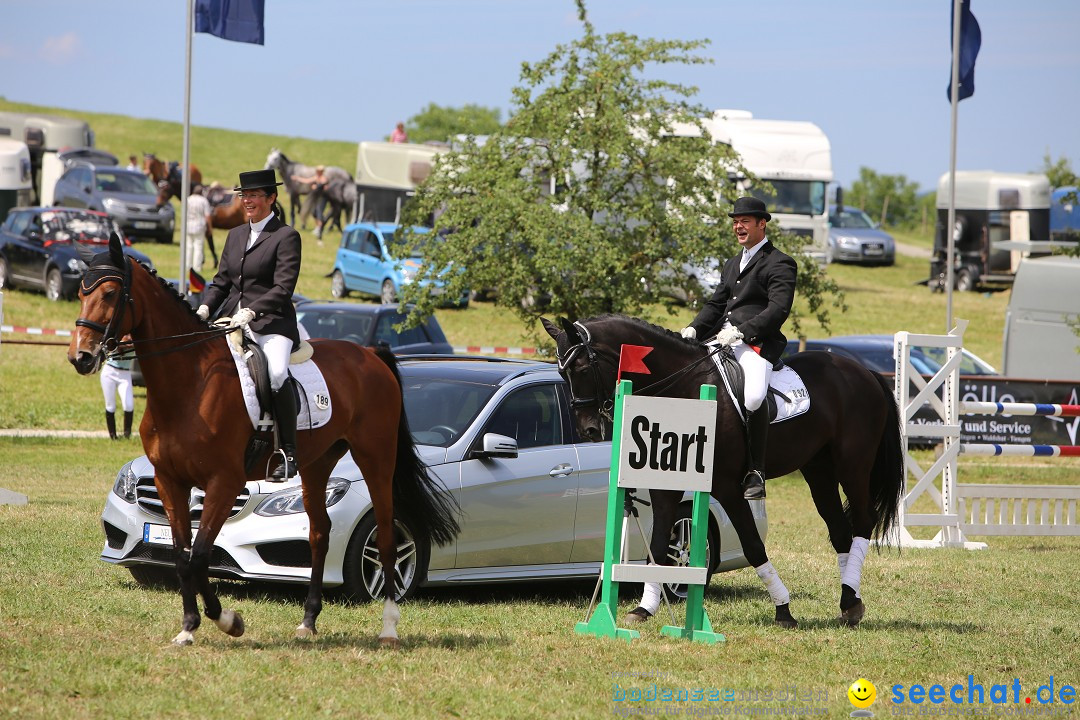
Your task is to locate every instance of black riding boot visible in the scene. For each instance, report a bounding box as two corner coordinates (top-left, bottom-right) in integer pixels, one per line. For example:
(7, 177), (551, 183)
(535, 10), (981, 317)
(123, 411), (134, 439)
(742, 408), (769, 499)
(270, 385), (298, 481)
(105, 411), (117, 440)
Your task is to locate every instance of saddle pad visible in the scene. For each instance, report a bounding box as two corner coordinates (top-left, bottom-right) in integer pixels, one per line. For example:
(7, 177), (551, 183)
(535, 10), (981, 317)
(707, 343), (810, 423)
(225, 331), (333, 431)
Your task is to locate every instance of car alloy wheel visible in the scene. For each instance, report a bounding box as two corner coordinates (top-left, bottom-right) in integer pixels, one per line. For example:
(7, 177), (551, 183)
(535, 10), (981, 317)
(45, 267), (63, 301)
(380, 279), (396, 305)
(330, 270), (348, 298)
(664, 504), (717, 600)
(342, 515), (425, 602)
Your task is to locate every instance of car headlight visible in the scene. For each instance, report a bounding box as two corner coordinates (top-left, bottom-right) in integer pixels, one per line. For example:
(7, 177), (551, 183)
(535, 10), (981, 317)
(112, 462), (138, 503)
(836, 235), (859, 248)
(102, 197), (124, 212)
(254, 476), (351, 516)
(67, 257), (86, 272)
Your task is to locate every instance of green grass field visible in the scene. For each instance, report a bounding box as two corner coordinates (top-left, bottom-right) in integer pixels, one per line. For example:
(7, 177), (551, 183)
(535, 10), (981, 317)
(2, 100), (1078, 720)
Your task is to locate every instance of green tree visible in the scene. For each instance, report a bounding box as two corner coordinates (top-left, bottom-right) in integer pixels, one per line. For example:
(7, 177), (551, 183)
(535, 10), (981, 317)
(396, 103), (503, 144)
(397, 0), (841, 343)
(1039, 152), (1079, 188)
(845, 167), (922, 228)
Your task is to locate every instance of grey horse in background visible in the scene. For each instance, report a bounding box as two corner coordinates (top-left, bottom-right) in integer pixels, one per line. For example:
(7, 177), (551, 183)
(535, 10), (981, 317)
(264, 148), (352, 228)
(321, 178), (358, 234)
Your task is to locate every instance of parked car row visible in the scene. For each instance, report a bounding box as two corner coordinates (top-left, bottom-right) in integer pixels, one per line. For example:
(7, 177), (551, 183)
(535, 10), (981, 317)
(101, 357), (768, 600)
(53, 163), (174, 244)
(0, 206), (153, 300)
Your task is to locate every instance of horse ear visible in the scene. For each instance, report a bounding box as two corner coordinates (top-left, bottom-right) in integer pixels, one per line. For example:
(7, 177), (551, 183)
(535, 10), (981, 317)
(558, 317), (580, 342)
(108, 232), (125, 267)
(540, 317), (561, 341)
(75, 241), (98, 265)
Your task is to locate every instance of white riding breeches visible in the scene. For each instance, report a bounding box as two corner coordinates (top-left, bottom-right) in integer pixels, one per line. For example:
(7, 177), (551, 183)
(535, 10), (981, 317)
(249, 330), (292, 391)
(730, 337), (772, 413)
(185, 232), (205, 270)
(100, 364), (134, 413)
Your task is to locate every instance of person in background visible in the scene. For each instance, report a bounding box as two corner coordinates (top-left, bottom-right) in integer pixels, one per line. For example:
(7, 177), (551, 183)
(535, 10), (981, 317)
(185, 184), (213, 271)
(390, 122), (408, 143)
(197, 169), (302, 480)
(126, 155), (141, 172)
(101, 336), (135, 440)
(679, 196), (797, 500)
(291, 164), (328, 240)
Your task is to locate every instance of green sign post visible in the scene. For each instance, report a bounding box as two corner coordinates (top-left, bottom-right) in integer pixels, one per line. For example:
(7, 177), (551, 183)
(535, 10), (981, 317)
(574, 379), (724, 645)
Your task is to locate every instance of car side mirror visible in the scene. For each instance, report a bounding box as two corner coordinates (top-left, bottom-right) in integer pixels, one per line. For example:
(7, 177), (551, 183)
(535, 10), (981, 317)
(471, 433), (518, 460)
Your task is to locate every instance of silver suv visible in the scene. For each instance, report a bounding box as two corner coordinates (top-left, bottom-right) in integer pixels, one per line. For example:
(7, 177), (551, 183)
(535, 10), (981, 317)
(53, 163), (174, 243)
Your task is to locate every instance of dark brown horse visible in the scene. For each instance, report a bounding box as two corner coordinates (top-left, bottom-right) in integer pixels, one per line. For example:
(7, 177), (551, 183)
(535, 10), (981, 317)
(203, 183), (247, 231)
(542, 315), (904, 629)
(69, 234), (460, 646)
(144, 154), (202, 206)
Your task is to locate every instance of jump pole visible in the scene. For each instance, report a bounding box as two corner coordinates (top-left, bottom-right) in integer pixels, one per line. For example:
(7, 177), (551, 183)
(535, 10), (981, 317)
(574, 378), (723, 644)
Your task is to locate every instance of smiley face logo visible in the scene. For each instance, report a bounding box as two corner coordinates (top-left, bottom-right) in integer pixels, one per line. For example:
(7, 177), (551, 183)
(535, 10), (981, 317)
(848, 678), (877, 709)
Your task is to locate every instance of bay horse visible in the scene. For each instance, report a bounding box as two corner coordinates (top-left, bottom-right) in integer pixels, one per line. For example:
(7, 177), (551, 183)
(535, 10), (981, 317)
(68, 234), (460, 647)
(144, 153), (202, 205)
(203, 183), (246, 231)
(541, 315), (904, 629)
(265, 148), (351, 227)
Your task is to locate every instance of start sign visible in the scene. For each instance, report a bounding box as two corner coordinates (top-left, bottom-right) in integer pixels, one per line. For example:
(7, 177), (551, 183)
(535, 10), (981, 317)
(616, 394), (716, 492)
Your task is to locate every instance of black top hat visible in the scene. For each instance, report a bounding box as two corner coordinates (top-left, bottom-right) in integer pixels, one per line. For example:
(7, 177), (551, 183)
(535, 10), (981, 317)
(727, 196), (771, 221)
(233, 169), (283, 192)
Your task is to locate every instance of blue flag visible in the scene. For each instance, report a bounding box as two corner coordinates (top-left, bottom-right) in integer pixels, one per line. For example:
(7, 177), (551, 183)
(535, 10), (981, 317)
(947, 0), (981, 101)
(195, 0), (265, 45)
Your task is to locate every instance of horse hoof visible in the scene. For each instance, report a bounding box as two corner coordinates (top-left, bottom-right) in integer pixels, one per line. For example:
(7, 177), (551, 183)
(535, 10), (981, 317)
(172, 630), (195, 646)
(624, 607), (653, 625)
(840, 600), (865, 627)
(295, 624), (316, 640)
(775, 618), (799, 630)
(379, 636), (400, 650)
(215, 610), (245, 638)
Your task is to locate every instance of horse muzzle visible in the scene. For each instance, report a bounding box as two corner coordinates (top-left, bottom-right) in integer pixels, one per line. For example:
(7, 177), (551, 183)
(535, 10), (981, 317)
(69, 348), (103, 375)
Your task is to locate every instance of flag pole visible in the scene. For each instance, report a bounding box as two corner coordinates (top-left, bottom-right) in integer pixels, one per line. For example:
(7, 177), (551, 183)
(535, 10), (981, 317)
(946, 0), (962, 332)
(179, 0), (195, 297)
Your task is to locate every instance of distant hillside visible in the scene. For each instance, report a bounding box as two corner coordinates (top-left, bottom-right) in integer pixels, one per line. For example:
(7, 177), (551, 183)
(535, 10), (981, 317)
(0, 97), (356, 184)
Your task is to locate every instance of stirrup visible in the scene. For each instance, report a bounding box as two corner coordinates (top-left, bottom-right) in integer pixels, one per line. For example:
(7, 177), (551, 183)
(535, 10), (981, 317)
(742, 470), (766, 500)
(269, 449), (296, 482)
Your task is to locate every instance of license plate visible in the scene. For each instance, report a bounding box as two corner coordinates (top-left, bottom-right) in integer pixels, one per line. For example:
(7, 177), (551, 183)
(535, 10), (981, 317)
(143, 523), (196, 546)
(133, 221), (157, 230)
(864, 244), (884, 255)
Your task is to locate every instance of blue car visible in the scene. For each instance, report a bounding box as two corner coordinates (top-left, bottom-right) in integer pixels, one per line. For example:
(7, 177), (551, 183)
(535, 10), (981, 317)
(329, 222), (468, 307)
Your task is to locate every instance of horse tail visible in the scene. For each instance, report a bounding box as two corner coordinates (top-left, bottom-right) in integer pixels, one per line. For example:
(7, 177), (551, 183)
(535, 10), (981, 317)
(866, 370), (905, 542)
(375, 346), (462, 548)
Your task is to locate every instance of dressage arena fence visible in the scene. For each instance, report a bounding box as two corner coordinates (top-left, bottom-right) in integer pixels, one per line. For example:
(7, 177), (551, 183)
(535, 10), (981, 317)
(891, 321), (1080, 549)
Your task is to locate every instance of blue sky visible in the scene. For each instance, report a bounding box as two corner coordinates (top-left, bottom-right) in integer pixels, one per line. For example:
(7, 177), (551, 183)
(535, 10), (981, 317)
(2, 0), (1078, 192)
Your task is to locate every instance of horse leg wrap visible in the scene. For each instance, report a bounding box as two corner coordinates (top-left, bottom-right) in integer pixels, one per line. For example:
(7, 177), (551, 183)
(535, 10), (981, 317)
(379, 598), (401, 646)
(754, 561), (791, 606)
(638, 580), (662, 617)
(840, 537), (869, 597)
(837, 552), (850, 583)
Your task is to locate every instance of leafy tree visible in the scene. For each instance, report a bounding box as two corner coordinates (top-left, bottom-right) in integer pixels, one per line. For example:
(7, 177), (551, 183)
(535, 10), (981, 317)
(396, 103), (503, 144)
(845, 167), (922, 228)
(1039, 152), (1079, 189)
(397, 0), (842, 343)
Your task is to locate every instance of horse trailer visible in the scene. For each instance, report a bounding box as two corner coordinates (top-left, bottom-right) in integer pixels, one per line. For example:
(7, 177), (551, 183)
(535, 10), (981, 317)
(0, 138), (32, 224)
(928, 171), (1074, 292)
(0, 111), (95, 207)
(1001, 255), (1080, 381)
(354, 141), (445, 225)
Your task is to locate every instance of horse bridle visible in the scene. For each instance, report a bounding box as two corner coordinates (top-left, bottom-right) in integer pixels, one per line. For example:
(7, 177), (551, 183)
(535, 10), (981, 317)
(556, 321), (615, 427)
(75, 256), (133, 356)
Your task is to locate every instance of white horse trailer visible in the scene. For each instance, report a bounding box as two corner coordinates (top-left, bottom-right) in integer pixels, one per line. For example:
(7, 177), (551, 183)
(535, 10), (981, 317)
(354, 141), (446, 224)
(0, 111), (94, 207)
(0, 138), (32, 223)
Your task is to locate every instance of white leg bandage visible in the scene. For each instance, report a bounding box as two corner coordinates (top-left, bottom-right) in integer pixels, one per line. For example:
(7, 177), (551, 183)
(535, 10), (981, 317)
(840, 537), (869, 597)
(638, 580), (662, 616)
(380, 598), (401, 641)
(754, 561), (791, 606)
(837, 552), (849, 581)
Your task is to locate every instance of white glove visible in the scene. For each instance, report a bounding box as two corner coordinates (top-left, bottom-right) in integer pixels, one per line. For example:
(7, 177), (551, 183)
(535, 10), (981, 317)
(680, 326), (697, 340)
(196, 304), (210, 321)
(715, 325), (744, 346)
(230, 308), (255, 328)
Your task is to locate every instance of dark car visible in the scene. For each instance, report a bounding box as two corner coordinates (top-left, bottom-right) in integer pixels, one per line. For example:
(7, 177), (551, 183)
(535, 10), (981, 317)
(297, 302), (453, 355)
(0, 206), (154, 301)
(782, 335), (997, 376)
(827, 207), (896, 266)
(53, 163), (174, 243)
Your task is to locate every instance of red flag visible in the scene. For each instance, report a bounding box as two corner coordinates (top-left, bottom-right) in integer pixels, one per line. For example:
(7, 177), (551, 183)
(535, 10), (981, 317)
(188, 268), (206, 293)
(617, 344), (653, 382)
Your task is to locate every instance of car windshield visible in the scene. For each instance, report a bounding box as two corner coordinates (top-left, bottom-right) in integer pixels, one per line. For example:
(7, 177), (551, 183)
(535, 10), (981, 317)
(38, 211), (114, 243)
(831, 209), (874, 229)
(297, 310), (374, 343)
(95, 171), (157, 195)
(401, 377), (497, 448)
(748, 180), (826, 216)
(915, 346), (997, 375)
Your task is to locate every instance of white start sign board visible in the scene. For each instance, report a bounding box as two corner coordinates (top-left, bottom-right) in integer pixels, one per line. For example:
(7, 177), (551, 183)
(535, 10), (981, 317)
(616, 395), (716, 492)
